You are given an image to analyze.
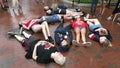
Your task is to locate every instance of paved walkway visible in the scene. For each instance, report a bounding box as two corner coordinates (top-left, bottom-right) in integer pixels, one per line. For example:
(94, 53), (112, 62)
(0, 0), (120, 68)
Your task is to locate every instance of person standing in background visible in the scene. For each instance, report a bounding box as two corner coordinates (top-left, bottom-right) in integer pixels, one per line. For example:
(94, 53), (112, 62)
(107, 0), (120, 21)
(97, 0), (108, 18)
(90, 0), (99, 17)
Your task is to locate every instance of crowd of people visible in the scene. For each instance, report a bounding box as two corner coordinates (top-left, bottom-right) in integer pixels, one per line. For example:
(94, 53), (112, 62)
(7, 0), (120, 66)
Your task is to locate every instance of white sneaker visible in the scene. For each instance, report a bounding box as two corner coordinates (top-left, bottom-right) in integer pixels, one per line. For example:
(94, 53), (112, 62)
(82, 42), (91, 46)
(107, 16), (112, 21)
(86, 14), (90, 19)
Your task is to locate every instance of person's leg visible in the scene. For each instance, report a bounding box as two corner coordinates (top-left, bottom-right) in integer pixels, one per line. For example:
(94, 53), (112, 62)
(93, 18), (102, 25)
(31, 24), (49, 40)
(99, 1), (103, 14)
(66, 10), (74, 15)
(22, 31), (31, 39)
(41, 21), (54, 43)
(106, 0), (111, 8)
(41, 21), (51, 36)
(101, 1), (107, 15)
(14, 35), (25, 42)
(107, 1), (120, 20)
(0, 0), (5, 8)
(63, 14), (73, 20)
(97, 0), (107, 17)
(86, 19), (102, 32)
(80, 28), (86, 44)
(80, 28), (91, 45)
(91, 0), (94, 15)
(86, 18), (101, 25)
(74, 27), (81, 44)
(90, 0), (98, 16)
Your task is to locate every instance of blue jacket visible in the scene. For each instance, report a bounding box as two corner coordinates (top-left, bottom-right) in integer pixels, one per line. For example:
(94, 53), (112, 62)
(54, 23), (73, 52)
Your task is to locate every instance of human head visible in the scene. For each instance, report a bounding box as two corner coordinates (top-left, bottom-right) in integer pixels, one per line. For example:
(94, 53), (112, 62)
(51, 52), (66, 65)
(44, 6), (49, 11)
(46, 9), (52, 14)
(99, 36), (112, 47)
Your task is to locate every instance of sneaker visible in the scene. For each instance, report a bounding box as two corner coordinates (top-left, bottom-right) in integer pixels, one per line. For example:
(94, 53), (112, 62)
(117, 22), (120, 26)
(107, 16), (112, 21)
(98, 14), (102, 18)
(72, 40), (81, 46)
(82, 42), (91, 46)
(18, 24), (22, 29)
(19, 27), (24, 35)
(45, 39), (49, 42)
(7, 32), (19, 37)
(76, 8), (81, 12)
(48, 36), (54, 44)
(86, 14), (90, 19)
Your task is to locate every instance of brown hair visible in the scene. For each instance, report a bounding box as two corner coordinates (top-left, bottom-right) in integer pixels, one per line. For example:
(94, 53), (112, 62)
(61, 36), (71, 48)
(100, 38), (112, 47)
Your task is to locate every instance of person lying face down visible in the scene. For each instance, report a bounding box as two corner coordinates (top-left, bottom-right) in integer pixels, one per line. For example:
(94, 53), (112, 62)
(8, 31), (66, 65)
(54, 22), (73, 52)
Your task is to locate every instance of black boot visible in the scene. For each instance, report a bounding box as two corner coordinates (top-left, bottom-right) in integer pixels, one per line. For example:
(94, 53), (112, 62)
(48, 36), (54, 44)
(7, 32), (19, 37)
(45, 39), (49, 42)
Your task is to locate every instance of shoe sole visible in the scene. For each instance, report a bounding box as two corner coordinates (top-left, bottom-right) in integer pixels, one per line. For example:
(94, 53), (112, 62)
(72, 40), (81, 47)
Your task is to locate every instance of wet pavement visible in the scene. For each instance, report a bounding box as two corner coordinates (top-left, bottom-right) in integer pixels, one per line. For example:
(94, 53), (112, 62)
(0, 0), (120, 68)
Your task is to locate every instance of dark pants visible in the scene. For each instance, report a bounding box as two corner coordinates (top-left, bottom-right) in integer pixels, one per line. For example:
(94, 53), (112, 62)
(91, 0), (99, 16)
(112, 0), (120, 14)
(22, 36), (41, 51)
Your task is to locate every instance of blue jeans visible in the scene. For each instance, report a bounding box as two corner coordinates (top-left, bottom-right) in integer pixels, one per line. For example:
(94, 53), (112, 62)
(91, 0), (98, 15)
(89, 24), (102, 32)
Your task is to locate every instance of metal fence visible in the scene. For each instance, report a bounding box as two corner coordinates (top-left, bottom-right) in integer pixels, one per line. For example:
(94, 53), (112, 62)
(71, 0), (118, 3)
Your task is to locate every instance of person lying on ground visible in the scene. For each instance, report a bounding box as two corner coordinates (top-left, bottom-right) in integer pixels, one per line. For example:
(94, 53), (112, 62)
(72, 14), (91, 47)
(43, 6), (82, 16)
(54, 17), (73, 52)
(85, 18), (113, 47)
(38, 11), (86, 25)
(7, 31), (66, 65)
(19, 18), (54, 43)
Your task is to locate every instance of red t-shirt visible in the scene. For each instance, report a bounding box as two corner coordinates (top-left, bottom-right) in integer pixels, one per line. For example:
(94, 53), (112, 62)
(72, 20), (88, 29)
(24, 20), (38, 29)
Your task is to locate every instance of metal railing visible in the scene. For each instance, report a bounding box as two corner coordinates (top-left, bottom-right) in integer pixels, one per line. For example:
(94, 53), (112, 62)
(71, 0), (118, 3)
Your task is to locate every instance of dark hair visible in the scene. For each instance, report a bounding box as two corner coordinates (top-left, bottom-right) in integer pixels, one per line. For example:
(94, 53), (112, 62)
(59, 36), (71, 52)
(81, 11), (87, 17)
